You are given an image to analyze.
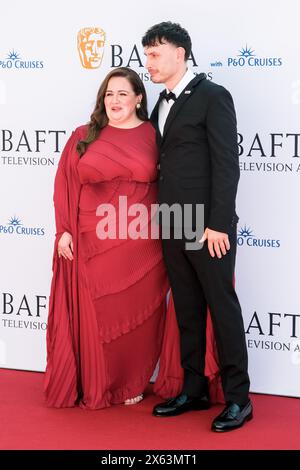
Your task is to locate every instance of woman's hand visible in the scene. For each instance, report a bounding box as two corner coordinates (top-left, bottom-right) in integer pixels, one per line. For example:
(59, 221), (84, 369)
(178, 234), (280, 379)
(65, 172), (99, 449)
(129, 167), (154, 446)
(58, 232), (74, 261)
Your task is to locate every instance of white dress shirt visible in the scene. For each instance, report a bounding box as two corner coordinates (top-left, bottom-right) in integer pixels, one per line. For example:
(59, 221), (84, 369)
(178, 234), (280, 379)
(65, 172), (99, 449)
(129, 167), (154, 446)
(158, 68), (195, 135)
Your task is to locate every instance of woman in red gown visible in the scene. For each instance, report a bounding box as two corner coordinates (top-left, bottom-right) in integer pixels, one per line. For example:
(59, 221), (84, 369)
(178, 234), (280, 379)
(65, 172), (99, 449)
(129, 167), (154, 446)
(44, 67), (222, 409)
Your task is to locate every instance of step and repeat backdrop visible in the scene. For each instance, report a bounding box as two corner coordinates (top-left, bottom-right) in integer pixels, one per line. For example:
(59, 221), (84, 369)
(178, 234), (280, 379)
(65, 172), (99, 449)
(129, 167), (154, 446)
(0, 0), (299, 397)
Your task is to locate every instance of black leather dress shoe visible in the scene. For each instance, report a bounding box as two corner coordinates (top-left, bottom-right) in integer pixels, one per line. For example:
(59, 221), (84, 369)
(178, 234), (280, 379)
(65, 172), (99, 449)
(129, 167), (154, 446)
(153, 393), (211, 417)
(211, 400), (253, 432)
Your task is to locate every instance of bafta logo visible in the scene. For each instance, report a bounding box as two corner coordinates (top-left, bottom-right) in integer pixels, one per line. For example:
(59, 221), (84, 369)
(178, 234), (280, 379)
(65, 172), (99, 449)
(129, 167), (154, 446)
(77, 27), (106, 69)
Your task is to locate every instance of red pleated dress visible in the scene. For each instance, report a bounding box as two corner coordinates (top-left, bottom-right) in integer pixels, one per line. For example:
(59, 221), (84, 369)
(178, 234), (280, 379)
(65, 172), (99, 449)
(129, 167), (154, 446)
(44, 122), (223, 409)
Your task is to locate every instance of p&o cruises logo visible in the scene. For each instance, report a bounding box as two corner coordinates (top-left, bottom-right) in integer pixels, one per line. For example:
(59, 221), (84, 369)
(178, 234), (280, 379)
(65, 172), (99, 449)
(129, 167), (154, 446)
(0, 216), (45, 236)
(211, 45), (283, 68)
(0, 50), (44, 69)
(237, 225), (280, 248)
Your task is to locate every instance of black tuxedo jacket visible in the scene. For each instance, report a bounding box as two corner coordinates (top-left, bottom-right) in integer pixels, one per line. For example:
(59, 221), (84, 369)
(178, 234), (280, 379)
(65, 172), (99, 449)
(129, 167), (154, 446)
(151, 73), (240, 233)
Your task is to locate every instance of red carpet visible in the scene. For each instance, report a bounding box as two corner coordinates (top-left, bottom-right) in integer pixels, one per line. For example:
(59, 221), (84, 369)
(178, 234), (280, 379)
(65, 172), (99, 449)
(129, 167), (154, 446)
(0, 368), (299, 450)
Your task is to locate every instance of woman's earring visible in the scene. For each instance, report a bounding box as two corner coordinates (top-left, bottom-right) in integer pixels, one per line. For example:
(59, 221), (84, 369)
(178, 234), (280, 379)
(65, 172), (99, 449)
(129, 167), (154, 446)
(136, 102), (141, 109)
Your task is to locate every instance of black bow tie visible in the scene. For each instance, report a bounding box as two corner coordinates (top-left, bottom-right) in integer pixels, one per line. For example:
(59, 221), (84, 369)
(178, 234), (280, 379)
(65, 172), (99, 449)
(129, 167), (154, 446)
(160, 90), (177, 103)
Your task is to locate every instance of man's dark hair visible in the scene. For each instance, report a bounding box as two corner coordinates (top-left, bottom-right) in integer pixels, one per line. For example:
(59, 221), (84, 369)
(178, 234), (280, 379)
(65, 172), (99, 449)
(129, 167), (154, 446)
(142, 22), (192, 61)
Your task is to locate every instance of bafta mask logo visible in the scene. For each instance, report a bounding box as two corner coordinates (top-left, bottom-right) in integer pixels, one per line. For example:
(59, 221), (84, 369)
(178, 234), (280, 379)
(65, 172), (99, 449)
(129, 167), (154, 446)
(77, 27), (106, 69)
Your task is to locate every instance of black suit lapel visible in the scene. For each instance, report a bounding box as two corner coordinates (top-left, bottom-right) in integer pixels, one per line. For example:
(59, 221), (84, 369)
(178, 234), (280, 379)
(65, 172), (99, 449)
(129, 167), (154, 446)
(150, 91), (165, 145)
(162, 73), (206, 142)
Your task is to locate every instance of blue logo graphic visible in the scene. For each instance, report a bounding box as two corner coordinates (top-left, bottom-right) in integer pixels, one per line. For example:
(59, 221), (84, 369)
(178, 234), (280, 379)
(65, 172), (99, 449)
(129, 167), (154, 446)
(7, 50), (21, 60)
(0, 50), (44, 69)
(0, 216), (45, 236)
(238, 45), (255, 58)
(237, 225), (280, 248)
(8, 215), (22, 227)
(210, 45), (283, 68)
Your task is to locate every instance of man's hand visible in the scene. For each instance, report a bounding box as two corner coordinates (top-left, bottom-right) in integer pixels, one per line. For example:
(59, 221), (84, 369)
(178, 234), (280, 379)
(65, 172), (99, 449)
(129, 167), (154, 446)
(58, 232), (73, 261)
(199, 228), (230, 258)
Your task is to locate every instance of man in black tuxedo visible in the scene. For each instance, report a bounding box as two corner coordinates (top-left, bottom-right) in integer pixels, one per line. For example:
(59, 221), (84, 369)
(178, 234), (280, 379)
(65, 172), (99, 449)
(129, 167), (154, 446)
(142, 22), (252, 432)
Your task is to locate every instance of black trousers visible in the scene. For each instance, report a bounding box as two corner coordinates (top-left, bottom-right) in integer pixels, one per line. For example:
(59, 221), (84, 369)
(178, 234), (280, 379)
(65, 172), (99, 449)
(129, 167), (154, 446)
(162, 225), (250, 405)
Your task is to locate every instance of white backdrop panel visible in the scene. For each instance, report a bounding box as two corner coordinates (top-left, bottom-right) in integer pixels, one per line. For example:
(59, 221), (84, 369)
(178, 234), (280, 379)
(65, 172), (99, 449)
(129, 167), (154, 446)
(0, 0), (299, 395)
